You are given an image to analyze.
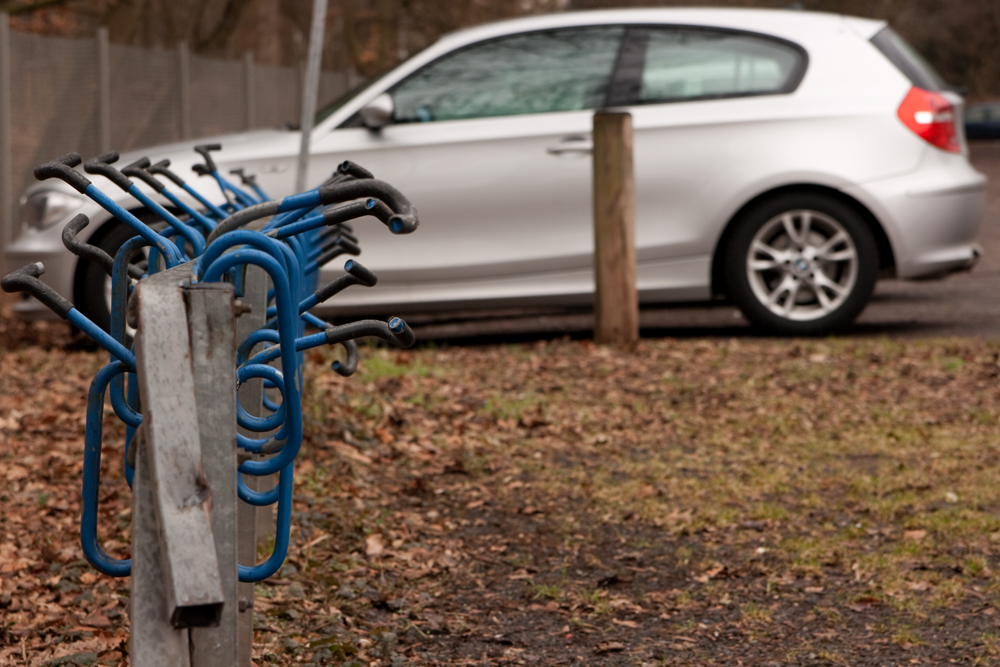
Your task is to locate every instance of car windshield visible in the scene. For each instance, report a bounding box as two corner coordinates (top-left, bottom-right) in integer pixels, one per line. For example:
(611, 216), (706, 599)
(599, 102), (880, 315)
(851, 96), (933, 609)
(313, 62), (405, 127)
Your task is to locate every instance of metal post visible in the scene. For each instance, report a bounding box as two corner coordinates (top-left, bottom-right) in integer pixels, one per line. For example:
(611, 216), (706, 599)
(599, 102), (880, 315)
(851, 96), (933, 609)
(235, 265), (267, 667)
(133, 265), (225, 642)
(179, 41), (192, 140)
(187, 283), (239, 666)
(244, 51), (255, 131)
(295, 0), (328, 193)
(592, 111), (638, 347)
(97, 27), (112, 153)
(0, 13), (12, 250)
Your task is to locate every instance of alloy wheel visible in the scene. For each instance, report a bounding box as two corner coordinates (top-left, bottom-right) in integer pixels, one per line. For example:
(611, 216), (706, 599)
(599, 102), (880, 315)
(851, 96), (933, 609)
(745, 209), (858, 322)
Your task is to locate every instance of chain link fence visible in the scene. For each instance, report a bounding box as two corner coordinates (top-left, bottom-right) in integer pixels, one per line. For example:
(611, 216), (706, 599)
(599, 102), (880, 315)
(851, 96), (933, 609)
(0, 16), (361, 249)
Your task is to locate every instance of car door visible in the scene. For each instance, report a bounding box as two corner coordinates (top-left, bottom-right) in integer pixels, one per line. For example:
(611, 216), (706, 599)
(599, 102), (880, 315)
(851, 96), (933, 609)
(606, 26), (809, 299)
(308, 26), (624, 296)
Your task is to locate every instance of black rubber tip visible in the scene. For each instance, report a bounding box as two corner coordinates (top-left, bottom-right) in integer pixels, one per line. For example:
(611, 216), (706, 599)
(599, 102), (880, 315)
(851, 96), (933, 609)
(344, 259), (377, 287)
(337, 160), (374, 180)
(1, 263), (73, 319)
(194, 144), (221, 172)
(34, 153), (91, 193)
(84, 153), (134, 192)
(122, 157), (166, 192)
(149, 159), (187, 188)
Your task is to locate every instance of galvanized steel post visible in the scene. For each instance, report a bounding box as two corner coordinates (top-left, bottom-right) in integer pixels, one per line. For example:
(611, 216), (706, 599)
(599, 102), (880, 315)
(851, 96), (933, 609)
(235, 265), (267, 667)
(295, 0), (328, 193)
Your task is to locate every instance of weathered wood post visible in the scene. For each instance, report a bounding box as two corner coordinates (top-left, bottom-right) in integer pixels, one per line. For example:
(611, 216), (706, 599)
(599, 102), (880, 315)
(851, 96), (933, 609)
(592, 111), (639, 347)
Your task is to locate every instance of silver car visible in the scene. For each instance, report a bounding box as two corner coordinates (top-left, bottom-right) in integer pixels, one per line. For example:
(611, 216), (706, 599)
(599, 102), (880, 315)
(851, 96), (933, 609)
(5, 8), (986, 335)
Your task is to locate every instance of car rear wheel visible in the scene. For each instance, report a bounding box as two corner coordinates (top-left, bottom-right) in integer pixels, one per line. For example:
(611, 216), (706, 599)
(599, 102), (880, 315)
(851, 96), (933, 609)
(74, 221), (147, 336)
(724, 193), (878, 336)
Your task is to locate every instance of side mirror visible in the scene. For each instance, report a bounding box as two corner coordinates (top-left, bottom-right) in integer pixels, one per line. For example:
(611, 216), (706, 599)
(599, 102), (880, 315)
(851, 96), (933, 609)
(359, 93), (394, 130)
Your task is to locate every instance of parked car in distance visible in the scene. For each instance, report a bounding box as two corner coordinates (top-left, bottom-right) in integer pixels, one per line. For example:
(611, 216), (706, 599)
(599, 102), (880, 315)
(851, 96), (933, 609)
(4, 8), (986, 336)
(965, 102), (1000, 141)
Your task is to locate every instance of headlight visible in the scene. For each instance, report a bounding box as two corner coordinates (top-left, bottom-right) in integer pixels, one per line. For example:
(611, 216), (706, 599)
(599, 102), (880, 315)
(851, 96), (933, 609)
(19, 190), (86, 231)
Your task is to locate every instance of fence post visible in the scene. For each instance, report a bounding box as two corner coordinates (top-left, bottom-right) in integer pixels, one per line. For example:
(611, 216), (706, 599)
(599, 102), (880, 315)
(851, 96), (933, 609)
(0, 12), (11, 250)
(244, 51), (255, 131)
(179, 41), (192, 140)
(97, 27), (112, 153)
(592, 111), (639, 347)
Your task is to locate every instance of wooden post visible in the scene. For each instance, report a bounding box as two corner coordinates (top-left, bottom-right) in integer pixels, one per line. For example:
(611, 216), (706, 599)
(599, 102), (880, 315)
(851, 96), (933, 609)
(592, 111), (638, 347)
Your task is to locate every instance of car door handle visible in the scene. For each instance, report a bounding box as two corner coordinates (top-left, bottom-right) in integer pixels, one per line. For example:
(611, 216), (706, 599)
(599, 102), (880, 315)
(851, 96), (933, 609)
(546, 137), (593, 155)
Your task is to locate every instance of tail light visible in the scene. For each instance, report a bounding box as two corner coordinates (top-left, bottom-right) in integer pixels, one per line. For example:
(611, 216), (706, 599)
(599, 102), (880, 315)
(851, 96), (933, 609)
(897, 87), (961, 153)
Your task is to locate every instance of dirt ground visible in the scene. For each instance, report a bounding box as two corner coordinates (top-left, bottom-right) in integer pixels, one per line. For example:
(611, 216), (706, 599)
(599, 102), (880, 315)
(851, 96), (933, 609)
(2, 325), (1000, 666)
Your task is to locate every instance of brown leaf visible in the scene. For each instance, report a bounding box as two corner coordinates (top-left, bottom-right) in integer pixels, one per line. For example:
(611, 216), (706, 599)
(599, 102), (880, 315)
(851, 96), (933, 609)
(847, 595), (880, 612)
(611, 618), (640, 628)
(81, 611), (111, 628)
(903, 529), (927, 541)
(365, 533), (384, 558)
(328, 441), (373, 465)
(694, 564), (727, 583)
(594, 641), (625, 654)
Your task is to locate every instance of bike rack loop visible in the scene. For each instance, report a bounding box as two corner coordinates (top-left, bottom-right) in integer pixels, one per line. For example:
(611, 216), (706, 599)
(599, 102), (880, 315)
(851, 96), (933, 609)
(3, 145), (420, 667)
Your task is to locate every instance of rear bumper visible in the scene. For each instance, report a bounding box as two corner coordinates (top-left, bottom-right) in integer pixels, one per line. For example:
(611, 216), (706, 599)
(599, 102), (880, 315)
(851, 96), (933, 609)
(844, 154), (987, 280)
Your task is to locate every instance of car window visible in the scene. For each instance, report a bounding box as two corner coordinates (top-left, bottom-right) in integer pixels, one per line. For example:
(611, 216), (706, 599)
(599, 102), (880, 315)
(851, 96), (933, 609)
(870, 27), (947, 92)
(965, 106), (988, 123)
(389, 26), (624, 123)
(613, 27), (804, 105)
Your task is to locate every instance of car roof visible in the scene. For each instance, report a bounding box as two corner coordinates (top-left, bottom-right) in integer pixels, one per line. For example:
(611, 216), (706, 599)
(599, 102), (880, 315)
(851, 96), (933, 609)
(439, 8), (887, 48)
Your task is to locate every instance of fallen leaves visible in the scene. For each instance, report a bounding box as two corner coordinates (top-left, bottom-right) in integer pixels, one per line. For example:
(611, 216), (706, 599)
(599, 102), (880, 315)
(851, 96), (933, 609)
(4, 321), (1000, 666)
(695, 564), (727, 583)
(364, 533), (385, 558)
(847, 596), (881, 612)
(593, 641), (625, 654)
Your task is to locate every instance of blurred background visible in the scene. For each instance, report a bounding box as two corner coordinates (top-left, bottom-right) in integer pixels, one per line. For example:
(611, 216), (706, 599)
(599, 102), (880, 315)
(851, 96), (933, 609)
(8, 0), (1000, 97)
(5, 0), (999, 241)
(3, 0), (999, 340)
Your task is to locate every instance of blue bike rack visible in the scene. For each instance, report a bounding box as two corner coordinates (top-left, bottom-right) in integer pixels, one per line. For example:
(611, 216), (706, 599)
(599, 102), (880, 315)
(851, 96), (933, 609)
(2, 144), (421, 665)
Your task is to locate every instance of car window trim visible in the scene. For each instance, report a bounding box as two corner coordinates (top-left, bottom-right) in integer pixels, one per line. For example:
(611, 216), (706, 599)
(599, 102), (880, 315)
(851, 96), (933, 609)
(607, 24), (809, 108)
(869, 26), (945, 93)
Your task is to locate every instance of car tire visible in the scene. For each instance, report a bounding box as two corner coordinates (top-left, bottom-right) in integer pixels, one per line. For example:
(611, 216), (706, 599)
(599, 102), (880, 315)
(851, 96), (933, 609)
(723, 193), (878, 336)
(74, 221), (147, 335)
